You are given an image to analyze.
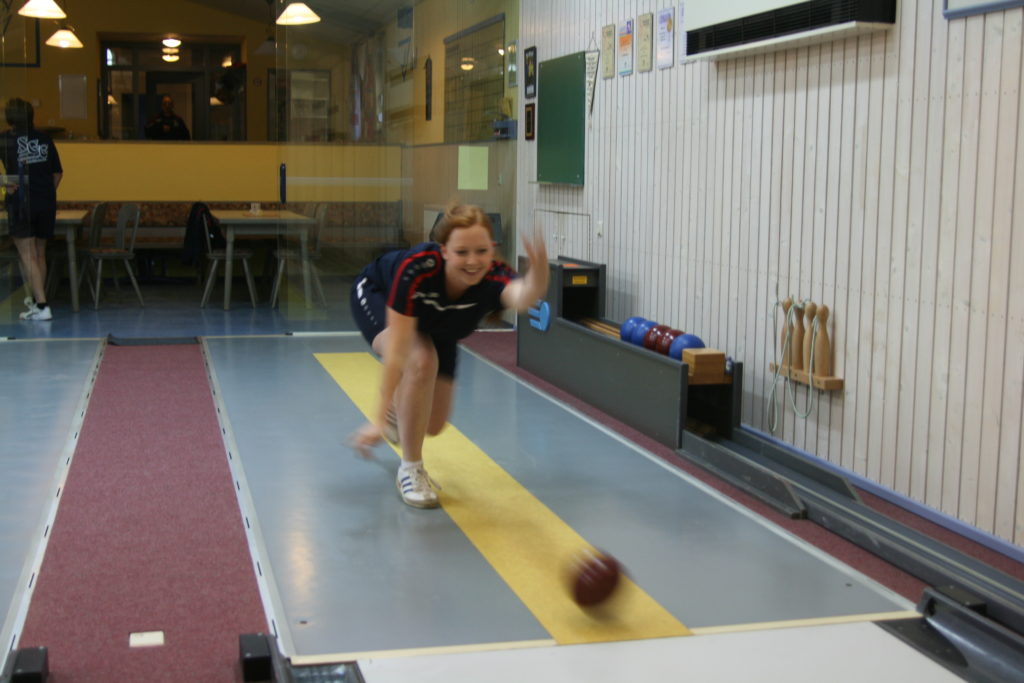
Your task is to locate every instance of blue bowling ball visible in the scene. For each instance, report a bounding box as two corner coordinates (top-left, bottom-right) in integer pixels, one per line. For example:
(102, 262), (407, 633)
(669, 333), (705, 359)
(619, 316), (647, 342)
(630, 319), (657, 346)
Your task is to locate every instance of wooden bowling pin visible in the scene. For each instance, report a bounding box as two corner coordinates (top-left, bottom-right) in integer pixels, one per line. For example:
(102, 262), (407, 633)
(803, 302), (817, 372)
(791, 302), (805, 370)
(813, 305), (832, 378)
(779, 297), (792, 367)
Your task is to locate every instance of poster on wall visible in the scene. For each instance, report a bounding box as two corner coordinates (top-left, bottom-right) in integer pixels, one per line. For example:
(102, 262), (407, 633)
(525, 102), (535, 140)
(525, 46), (537, 98)
(601, 24), (616, 79)
(585, 50), (600, 114)
(637, 13), (653, 72)
(679, 3), (687, 64)
(656, 7), (675, 69)
(618, 20), (634, 76)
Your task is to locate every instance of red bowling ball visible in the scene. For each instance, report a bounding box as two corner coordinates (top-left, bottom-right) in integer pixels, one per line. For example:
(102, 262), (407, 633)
(643, 324), (671, 351)
(656, 328), (684, 355)
(568, 548), (622, 607)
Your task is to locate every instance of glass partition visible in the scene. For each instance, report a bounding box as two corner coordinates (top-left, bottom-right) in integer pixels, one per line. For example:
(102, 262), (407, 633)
(272, 0), (520, 329)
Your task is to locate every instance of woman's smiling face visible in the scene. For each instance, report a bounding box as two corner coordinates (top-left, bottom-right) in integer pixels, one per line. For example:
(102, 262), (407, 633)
(442, 224), (494, 291)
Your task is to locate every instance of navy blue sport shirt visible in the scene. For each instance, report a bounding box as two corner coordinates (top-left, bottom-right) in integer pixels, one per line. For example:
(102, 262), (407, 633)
(362, 241), (516, 340)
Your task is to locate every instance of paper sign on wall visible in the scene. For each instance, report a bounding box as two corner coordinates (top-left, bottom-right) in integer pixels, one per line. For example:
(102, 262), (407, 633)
(457, 146), (489, 191)
(601, 24), (616, 79)
(657, 8), (675, 69)
(618, 20), (634, 76)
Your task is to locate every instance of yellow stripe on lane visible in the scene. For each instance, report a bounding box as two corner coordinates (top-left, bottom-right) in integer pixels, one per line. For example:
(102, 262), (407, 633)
(316, 352), (691, 645)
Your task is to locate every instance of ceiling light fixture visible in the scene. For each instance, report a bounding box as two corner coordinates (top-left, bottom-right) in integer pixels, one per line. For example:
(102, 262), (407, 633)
(162, 47), (179, 54)
(162, 37), (181, 48)
(276, 2), (320, 25)
(162, 54), (180, 63)
(18, 0), (66, 19)
(45, 26), (83, 48)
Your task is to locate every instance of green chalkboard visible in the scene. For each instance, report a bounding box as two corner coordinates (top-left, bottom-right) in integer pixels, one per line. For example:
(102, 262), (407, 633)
(537, 52), (585, 185)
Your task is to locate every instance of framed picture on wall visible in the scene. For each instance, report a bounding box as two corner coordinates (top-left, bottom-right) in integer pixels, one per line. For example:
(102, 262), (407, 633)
(943, 0), (1024, 18)
(525, 103), (535, 140)
(525, 46), (537, 99)
(0, 17), (40, 67)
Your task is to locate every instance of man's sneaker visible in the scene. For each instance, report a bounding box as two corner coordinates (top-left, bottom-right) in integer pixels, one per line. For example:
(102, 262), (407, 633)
(23, 296), (35, 310)
(396, 465), (439, 508)
(383, 406), (399, 445)
(19, 305), (52, 321)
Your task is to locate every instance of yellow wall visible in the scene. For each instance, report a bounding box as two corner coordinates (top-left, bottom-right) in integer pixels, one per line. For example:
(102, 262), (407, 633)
(57, 142), (401, 202)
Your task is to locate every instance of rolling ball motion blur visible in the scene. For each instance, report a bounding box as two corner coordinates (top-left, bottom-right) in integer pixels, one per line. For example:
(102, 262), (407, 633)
(568, 548), (622, 607)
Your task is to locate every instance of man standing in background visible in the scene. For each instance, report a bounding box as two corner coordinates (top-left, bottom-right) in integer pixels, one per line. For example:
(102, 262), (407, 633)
(1, 98), (63, 321)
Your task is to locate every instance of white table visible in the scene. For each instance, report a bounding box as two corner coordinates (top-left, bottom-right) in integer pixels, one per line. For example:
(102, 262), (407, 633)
(210, 209), (315, 310)
(1, 208), (88, 312)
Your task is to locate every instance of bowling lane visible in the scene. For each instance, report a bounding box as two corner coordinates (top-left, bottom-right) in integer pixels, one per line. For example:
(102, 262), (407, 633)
(204, 335), (913, 663)
(0, 339), (103, 657)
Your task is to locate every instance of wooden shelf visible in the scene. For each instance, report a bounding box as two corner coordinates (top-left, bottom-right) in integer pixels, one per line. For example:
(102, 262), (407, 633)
(769, 363), (844, 391)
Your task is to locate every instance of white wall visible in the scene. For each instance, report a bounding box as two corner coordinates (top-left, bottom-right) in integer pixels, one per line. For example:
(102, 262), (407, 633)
(518, 0), (1024, 547)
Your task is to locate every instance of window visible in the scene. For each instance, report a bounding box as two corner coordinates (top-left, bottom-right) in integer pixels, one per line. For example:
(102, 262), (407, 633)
(99, 40), (245, 141)
(444, 15), (505, 143)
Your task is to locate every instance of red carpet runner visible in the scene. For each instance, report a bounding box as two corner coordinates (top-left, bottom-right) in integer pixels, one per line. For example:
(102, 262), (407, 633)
(18, 344), (266, 682)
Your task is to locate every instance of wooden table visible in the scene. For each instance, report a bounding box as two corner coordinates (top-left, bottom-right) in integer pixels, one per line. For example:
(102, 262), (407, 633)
(1, 208), (88, 312)
(210, 209), (315, 310)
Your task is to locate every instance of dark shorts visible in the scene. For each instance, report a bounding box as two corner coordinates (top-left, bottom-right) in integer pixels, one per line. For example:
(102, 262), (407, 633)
(5, 201), (55, 240)
(350, 276), (458, 378)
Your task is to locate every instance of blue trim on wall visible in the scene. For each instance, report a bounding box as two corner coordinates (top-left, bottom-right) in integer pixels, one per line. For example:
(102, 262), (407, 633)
(944, 0), (1024, 19)
(741, 425), (1024, 565)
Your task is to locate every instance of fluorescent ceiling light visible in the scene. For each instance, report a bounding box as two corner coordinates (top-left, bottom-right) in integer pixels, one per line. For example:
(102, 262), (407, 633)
(162, 47), (179, 54)
(162, 37), (182, 48)
(18, 0), (66, 19)
(162, 54), (180, 62)
(45, 28), (83, 49)
(276, 2), (320, 25)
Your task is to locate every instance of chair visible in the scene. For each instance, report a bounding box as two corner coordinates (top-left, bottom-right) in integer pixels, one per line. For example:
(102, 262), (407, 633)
(269, 202), (327, 308)
(200, 211), (258, 308)
(61, 201), (108, 297)
(82, 203), (144, 308)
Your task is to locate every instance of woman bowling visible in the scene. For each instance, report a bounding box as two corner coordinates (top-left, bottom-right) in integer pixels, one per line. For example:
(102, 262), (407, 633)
(348, 202), (548, 508)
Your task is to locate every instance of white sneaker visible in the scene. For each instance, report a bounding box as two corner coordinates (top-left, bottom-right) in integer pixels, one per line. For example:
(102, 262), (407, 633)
(23, 296), (35, 310)
(396, 465), (439, 508)
(383, 406), (399, 445)
(20, 305), (52, 321)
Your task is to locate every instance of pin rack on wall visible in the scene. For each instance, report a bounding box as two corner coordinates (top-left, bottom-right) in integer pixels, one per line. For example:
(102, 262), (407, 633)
(768, 299), (844, 391)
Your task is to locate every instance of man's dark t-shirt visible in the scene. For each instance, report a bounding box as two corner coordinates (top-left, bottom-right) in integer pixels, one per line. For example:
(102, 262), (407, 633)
(145, 113), (190, 140)
(0, 128), (62, 214)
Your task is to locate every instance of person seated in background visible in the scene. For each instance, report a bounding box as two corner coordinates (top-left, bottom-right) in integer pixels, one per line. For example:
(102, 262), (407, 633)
(145, 95), (190, 140)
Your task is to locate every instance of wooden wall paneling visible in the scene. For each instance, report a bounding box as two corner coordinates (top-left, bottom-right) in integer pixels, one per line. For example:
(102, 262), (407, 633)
(1000, 10), (1024, 546)
(902, 0), (932, 501)
(835, 37), (859, 473)
(876, 21), (906, 491)
(766, 52), (786, 436)
(965, 11), (1002, 532)
(743, 55), (760, 423)
(944, 15), (985, 522)
(918, 7), (954, 508)
(810, 44), (832, 457)
(859, 32), (885, 483)
(736, 57), (754, 404)
(975, 11), (1018, 534)
(815, 41), (839, 464)
(778, 50), (796, 444)
(800, 45), (821, 450)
